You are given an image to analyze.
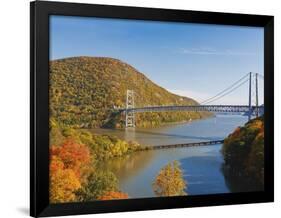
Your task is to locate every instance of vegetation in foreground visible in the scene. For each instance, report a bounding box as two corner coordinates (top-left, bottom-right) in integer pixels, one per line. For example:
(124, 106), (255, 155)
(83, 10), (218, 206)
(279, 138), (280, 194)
(50, 56), (211, 129)
(50, 118), (187, 203)
(49, 118), (138, 203)
(222, 116), (264, 190)
(153, 161), (187, 197)
(50, 118), (144, 161)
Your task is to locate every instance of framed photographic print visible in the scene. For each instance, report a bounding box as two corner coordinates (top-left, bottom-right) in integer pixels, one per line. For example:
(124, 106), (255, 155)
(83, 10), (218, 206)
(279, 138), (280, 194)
(30, 1), (274, 217)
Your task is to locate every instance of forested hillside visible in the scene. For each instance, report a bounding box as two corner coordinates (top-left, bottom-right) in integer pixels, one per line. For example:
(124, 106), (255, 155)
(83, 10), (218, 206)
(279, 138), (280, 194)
(222, 116), (264, 189)
(50, 56), (211, 128)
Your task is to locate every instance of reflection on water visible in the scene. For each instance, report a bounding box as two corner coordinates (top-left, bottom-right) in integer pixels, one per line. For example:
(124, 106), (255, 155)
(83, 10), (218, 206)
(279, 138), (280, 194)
(93, 115), (248, 198)
(91, 115), (247, 146)
(97, 150), (156, 182)
(222, 165), (264, 193)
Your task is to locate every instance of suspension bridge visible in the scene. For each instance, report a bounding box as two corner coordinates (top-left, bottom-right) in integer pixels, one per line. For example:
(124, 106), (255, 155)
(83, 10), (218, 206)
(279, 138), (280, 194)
(116, 72), (264, 128)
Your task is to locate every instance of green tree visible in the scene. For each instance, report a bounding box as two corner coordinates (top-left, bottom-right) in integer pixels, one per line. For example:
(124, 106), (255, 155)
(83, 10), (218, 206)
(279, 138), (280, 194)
(76, 171), (119, 201)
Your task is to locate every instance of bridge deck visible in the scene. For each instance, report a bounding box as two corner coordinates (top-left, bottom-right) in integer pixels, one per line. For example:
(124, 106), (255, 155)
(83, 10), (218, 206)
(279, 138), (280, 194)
(149, 140), (224, 150)
(118, 105), (264, 113)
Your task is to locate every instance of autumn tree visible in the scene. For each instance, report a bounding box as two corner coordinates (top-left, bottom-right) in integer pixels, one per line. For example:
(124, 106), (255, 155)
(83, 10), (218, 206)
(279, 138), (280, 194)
(49, 140), (92, 203)
(49, 120), (141, 203)
(153, 161), (187, 197)
(52, 140), (91, 181)
(76, 171), (119, 201)
(222, 116), (264, 189)
(49, 155), (81, 203)
(246, 131), (264, 185)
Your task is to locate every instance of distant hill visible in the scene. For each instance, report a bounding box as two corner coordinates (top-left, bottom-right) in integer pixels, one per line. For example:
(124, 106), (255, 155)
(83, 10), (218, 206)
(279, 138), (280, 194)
(50, 56), (211, 128)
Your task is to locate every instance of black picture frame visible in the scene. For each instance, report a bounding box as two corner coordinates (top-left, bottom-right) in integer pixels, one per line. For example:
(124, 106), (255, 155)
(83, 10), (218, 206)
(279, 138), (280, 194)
(30, 1), (274, 217)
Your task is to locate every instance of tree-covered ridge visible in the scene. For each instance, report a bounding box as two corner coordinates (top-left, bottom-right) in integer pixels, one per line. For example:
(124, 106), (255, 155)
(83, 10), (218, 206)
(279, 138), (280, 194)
(50, 56), (211, 128)
(222, 116), (264, 188)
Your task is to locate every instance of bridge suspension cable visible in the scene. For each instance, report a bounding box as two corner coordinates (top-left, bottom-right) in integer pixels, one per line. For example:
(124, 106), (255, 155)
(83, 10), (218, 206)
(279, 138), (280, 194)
(257, 73), (264, 80)
(200, 73), (250, 105)
(202, 78), (249, 105)
(123, 72), (264, 127)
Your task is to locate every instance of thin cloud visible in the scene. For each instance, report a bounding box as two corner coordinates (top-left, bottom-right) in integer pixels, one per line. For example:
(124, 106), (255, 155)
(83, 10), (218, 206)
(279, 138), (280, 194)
(180, 47), (256, 56)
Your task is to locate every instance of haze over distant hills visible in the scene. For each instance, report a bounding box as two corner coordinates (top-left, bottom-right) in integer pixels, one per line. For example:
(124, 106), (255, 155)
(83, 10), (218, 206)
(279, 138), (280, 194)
(50, 56), (211, 128)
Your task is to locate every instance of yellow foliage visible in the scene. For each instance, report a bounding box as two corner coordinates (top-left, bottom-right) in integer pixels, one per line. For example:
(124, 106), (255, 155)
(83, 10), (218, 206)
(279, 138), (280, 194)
(153, 161), (187, 197)
(49, 56), (211, 128)
(50, 157), (81, 203)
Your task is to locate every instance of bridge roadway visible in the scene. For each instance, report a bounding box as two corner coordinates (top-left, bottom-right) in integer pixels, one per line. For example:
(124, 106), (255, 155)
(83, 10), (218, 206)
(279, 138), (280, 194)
(149, 140), (225, 150)
(118, 105), (264, 114)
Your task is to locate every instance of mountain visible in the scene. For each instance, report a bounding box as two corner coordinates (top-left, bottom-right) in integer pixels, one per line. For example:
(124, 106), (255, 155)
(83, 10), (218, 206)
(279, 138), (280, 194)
(50, 56), (211, 128)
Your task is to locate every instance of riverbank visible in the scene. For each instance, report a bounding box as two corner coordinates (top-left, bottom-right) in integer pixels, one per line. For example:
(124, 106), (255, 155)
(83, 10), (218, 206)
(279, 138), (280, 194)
(49, 118), (146, 203)
(89, 114), (245, 147)
(95, 115), (249, 198)
(137, 112), (215, 128)
(222, 116), (264, 190)
(50, 115), (252, 201)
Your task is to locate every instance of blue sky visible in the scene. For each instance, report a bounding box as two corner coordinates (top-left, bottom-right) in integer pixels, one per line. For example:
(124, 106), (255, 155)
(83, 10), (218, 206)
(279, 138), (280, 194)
(50, 15), (264, 105)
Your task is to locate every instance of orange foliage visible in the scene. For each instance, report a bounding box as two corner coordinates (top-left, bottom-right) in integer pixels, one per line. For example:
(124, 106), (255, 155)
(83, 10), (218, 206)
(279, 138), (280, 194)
(50, 139), (92, 203)
(98, 191), (129, 200)
(50, 155), (64, 172)
(51, 140), (91, 179)
(56, 140), (90, 168)
(231, 127), (241, 138)
(50, 155), (81, 203)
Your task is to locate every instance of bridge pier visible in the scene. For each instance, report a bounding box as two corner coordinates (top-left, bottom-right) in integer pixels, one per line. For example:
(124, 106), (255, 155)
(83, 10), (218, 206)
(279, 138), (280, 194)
(125, 90), (135, 128)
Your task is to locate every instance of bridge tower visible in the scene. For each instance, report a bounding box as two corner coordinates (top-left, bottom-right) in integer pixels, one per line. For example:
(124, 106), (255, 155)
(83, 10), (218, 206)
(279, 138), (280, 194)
(125, 90), (135, 128)
(248, 72), (260, 121)
(255, 73), (259, 117)
(248, 72), (252, 121)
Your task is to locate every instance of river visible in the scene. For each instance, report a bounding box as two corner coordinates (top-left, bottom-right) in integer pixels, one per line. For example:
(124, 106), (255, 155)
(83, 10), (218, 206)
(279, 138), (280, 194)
(91, 115), (248, 198)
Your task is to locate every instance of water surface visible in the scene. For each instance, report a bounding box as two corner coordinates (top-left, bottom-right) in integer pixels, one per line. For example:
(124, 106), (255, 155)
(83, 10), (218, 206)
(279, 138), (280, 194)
(94, 115), (248, 198)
